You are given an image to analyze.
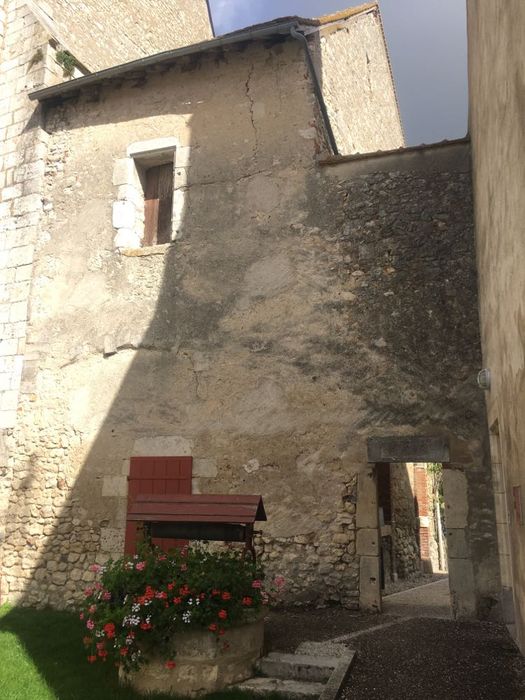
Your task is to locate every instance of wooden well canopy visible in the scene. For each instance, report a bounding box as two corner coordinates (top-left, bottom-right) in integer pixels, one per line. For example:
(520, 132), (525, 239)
(127, 494), (267, 560)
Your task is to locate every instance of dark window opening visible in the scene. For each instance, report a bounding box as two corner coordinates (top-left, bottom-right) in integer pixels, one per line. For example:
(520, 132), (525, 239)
(144, 162), (173, 245)
(376, 462), (392, 525)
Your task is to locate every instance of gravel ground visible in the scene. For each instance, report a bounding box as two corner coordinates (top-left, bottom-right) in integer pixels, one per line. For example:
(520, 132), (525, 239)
(343, 618), (525, 700)
(264, 609), (525, 699)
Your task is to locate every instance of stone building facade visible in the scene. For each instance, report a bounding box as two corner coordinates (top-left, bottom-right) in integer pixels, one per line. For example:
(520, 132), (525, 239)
(0, 1), (501, 621)
(467, 0), (525, 653)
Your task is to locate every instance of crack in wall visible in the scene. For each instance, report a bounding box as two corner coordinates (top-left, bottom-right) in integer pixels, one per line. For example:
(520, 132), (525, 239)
(245, 62), (259, 161)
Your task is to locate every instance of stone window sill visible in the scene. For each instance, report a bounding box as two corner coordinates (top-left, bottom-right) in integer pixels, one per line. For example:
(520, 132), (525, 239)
(119, 243), (174, 257)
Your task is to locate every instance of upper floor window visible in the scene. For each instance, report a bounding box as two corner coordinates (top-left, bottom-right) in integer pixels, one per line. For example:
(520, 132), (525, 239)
(112, 138), (190, 250)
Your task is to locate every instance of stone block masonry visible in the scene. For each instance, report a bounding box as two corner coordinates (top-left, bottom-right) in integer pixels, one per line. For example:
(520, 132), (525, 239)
(0, 1), (51, 432)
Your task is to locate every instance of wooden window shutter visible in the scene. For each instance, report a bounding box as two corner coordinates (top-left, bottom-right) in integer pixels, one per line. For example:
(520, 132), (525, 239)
(144, 162), (174, 245)
(125, 456), (192, 554)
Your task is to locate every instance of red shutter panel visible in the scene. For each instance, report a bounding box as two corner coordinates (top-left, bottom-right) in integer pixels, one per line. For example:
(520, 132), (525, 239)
(125, 456), (192, 554)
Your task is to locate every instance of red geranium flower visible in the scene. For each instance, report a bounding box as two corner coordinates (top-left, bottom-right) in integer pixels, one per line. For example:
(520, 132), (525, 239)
(140, 622), (152, 631)
(119, 647), (129, 656)
(173, 597), (182, 605)
(221, 592), (231, 601)
(103, 622), (116, 639)
(218, 609), (227, 620)
(165, 660), (176, 669)
(208, 623), (217, 632)
(87, 655), (97, 664)
(242, 596), (253, 606)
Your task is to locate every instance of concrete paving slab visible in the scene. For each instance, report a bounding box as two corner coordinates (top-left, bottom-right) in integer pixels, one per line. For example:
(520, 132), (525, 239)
(235, 677), (326, 698)
(382, 576), (452, 619)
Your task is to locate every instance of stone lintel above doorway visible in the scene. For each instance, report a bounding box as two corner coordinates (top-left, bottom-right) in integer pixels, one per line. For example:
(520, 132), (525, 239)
(367, 436), (450, 464)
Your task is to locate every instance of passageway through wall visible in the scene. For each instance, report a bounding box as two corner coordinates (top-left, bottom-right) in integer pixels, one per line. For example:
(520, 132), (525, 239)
(364, 436), (472, 618)
(376, 461), (452, 618)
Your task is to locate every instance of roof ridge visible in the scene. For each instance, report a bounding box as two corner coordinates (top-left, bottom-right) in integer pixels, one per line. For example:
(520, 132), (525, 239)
(302, 2), (379, 26)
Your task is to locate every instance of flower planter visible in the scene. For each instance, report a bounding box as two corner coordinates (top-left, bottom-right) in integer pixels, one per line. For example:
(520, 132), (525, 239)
(119, 617), (264, 697)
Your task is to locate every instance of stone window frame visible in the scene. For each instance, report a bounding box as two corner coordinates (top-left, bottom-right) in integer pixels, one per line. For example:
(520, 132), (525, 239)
(111, 137), (191, 250)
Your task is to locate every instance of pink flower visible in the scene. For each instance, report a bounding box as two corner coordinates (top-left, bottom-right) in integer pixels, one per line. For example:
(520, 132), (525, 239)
(274, 576), (285, 589)
(251, 580), (262, 589)
(88, 604), (97, 614)
(102, 591), (111, 601)
(135, 561), (146, 571)
(89, 564), (102, 574)
(86, 619), (95, 630)
(84, 587), (93, 597)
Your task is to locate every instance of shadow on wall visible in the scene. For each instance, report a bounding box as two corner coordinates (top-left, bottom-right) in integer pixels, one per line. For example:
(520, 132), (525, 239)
(4, 36), (345, 617)
(0, 41), (501, 698)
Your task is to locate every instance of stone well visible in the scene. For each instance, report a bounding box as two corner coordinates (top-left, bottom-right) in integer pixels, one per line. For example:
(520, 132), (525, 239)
(120, 618), (264, 697)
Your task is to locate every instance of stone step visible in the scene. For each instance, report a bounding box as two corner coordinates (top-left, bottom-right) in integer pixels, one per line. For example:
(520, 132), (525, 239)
(234, 677), (326, 699)
(257, 652), (339, 682)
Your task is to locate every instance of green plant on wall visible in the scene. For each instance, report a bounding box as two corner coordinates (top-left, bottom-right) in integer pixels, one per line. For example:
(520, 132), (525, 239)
(56, 49), (77, 77)
(428, 462), (444, 506)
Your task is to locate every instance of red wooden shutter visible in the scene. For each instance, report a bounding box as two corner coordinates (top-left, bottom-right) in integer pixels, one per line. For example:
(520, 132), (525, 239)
(125, 456), (192, 554)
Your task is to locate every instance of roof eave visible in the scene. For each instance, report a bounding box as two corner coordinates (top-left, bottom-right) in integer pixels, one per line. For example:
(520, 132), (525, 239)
(29, 21), (299, 103)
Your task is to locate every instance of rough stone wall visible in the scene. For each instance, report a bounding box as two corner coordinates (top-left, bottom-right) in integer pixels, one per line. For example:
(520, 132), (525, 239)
(311, 7), (404, 155)
(322, 143), (500, 617)
(27, 0), (213, 71)
(391, 463), (419, 578)
(467, 0), (525, 650)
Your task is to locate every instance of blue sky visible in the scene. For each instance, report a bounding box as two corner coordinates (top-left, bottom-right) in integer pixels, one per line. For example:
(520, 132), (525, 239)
(208, 0), (468, 145)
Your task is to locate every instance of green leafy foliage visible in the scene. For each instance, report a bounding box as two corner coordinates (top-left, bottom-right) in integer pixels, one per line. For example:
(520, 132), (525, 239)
(55, 49), (77, 77)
